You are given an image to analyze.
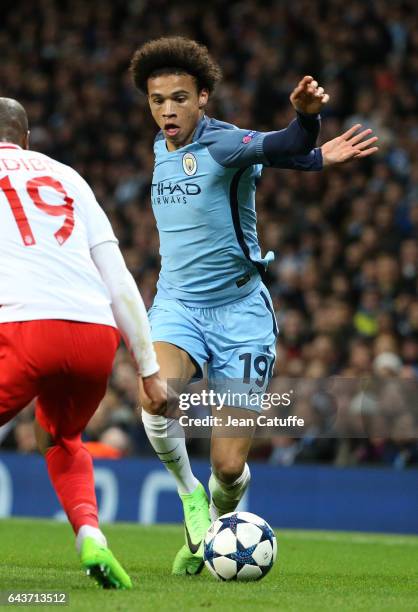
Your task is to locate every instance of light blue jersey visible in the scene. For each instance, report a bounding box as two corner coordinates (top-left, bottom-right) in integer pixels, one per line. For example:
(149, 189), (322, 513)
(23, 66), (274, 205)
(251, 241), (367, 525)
(152, 116), (280, 305)
(149, 114), (321, 403)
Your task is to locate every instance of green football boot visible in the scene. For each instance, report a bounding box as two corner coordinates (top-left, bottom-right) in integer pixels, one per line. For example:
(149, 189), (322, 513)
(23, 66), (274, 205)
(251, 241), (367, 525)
(172, 544), (205, 576)
(80, 537), (133, 589)
(172, 482), (212, 576)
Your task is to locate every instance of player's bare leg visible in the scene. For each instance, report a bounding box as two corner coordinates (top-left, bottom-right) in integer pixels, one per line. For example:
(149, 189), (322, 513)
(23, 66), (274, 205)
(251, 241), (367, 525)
(35, 421), (132, 589)
(139, 341), (211, 575)
(209, 407), (255, 521)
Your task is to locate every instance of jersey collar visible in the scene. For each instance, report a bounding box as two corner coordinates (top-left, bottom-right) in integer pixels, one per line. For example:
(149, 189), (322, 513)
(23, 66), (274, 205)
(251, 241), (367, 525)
(192, 115), (209, 142)
(0, 142), (22, 150)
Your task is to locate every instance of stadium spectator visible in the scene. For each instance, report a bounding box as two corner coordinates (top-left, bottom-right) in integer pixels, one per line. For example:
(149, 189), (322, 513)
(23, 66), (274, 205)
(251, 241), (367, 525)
(0, 0), (417, 467)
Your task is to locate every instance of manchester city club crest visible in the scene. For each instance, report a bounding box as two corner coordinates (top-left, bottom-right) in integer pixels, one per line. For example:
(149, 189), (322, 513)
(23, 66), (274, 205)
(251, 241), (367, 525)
(182, 152), (197, 176)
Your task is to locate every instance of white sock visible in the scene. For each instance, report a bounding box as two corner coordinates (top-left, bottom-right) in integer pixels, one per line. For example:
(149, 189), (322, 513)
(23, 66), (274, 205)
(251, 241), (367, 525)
(141, 409), (199, 495)
(76, 525), (107, 553)
(208, 463), (251, 521)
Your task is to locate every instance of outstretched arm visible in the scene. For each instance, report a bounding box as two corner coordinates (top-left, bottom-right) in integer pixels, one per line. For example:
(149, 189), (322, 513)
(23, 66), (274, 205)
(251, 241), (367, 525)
(273, 125), (378, 171)
(78, 172), (167, 413)
(91, 241), (166, 413)
(204, 75), (330, 168)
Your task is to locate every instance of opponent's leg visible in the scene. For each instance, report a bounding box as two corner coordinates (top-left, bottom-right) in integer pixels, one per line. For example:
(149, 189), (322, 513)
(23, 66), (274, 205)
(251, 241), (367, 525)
(139, 341), (211, 575)
(36, 424), (131, 589)
(0, 322), (38, 426)
(36, 423), (102, 535)
(35, 321), (131, 589)
(209, 408), (255, 521)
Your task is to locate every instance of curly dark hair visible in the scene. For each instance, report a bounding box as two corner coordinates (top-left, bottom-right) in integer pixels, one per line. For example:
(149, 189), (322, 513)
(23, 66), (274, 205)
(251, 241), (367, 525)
(130, 37), (222, 95)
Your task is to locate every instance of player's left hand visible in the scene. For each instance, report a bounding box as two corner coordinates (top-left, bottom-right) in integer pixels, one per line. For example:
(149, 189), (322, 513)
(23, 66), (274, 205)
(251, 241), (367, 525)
(321, 124), (379, 166)
(290, 75), (330, 115)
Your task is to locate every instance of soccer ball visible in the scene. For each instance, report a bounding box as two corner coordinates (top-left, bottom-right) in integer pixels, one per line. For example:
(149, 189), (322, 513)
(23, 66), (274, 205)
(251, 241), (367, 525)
(203, 511), (277, 581)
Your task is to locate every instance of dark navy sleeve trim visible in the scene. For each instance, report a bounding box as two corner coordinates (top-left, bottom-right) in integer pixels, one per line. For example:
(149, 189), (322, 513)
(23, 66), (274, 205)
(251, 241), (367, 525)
(296, 111), (321, 134)
(269, 148), (323, 171)
(263, 114), (321, 164)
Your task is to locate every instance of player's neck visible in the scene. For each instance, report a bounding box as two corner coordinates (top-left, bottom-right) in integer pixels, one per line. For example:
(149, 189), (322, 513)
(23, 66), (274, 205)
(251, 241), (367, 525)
(166, 130), (196, 152)
(0, 134), (28, 149)
(0, 138), (20, 146)
(166, 140), (188, 152)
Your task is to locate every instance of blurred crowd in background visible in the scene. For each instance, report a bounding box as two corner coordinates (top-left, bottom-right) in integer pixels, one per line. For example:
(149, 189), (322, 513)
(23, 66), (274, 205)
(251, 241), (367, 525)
(0, 0), (417, 467)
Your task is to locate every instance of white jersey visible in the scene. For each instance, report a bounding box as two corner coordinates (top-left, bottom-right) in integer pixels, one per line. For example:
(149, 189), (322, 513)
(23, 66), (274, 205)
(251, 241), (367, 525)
(0, 142), (117, 326)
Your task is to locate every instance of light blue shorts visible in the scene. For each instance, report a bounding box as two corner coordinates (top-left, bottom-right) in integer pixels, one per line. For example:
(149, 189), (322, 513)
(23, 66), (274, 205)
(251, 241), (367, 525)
(149, 284), (278, 410)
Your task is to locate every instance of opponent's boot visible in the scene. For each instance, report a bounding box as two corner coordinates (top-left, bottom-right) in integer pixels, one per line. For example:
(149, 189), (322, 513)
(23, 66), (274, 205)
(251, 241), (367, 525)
(80, 537), (133, 589)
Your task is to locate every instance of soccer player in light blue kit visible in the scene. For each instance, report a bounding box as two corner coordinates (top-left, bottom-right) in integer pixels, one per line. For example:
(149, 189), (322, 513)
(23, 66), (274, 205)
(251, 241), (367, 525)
(130, 37), (378, 575)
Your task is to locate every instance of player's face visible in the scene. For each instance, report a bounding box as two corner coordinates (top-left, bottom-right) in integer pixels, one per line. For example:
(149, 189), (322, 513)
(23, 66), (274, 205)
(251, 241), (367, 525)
(147, 74), (208, 151)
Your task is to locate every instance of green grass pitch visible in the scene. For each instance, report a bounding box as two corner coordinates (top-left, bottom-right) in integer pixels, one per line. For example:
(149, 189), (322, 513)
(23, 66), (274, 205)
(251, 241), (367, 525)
(1, 519), (418, 611)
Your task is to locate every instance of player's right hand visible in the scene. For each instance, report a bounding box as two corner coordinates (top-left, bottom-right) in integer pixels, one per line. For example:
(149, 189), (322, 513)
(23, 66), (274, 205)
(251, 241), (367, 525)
(140, 371), (168, 415)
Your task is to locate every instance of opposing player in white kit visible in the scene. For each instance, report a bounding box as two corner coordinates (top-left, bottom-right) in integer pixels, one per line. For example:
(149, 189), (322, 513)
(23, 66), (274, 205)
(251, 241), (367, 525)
(0, 98), (166, 589)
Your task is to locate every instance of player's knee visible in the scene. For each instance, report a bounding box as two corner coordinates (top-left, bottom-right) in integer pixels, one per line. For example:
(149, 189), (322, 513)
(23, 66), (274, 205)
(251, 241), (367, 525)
(211, 456), (246, 485)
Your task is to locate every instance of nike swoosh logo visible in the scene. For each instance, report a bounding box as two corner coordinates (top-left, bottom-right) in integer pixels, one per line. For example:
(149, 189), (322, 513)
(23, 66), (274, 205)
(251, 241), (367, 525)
(161, 456), (181, 464)
(184, 522), (201, 555)
(186, 560), (205, 575)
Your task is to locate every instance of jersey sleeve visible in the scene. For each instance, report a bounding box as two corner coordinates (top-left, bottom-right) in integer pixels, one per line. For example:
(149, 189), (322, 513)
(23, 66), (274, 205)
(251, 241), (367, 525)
(75, 174), (118, 249)
(270, 148), (323, 171)
(204, 128), (270, 168)
(204, 113), (320, 169)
